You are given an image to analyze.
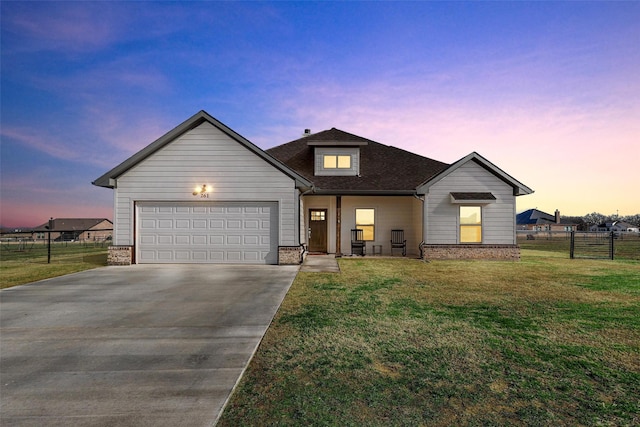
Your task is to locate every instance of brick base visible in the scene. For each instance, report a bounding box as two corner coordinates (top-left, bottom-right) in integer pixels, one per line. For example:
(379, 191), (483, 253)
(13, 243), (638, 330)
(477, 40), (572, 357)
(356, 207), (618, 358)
(278, 246), (304, 265)
(107, 246), (133, 265)
(421, 244), (520, 261)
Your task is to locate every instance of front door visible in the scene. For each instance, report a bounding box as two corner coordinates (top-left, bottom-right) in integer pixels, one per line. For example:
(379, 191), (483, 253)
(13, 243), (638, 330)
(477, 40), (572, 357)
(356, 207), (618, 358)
(308, 209), (328, 252)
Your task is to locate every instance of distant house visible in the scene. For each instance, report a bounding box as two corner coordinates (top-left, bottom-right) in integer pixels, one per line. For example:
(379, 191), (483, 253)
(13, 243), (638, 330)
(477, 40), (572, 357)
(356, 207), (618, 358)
(589, 221), (639, 233)
(93, 110), (533, 265)
(516, 209), (577, 232)
(32, 218), (112, 242)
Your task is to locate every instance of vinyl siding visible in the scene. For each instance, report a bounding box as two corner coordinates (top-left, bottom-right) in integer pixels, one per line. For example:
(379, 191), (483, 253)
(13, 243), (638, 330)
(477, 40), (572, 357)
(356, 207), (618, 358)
(425, 161), (516, 244)
(113, 122), (297, 246)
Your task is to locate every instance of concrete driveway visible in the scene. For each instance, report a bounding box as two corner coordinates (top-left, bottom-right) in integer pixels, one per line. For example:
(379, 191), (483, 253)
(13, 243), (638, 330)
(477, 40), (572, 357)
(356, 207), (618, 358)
(0, 264), (299, 426)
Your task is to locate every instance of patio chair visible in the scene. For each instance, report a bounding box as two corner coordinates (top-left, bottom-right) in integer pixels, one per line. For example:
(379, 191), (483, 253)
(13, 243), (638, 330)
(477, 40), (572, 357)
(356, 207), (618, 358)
(351, 229), (366, 256)
(390, 229), (406, 256)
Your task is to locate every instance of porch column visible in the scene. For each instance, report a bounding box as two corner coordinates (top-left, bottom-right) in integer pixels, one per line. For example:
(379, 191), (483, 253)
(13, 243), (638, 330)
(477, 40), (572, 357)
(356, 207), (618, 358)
(336, 195), (342, 257)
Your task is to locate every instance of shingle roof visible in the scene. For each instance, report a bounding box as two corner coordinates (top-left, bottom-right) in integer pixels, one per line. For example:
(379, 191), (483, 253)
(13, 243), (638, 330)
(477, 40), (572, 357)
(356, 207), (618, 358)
(450, 192), (496, 201)
(516, 209), (574, 225)
(516, 209), (553, 225)
(33, 218), (112, 231)
(266, 128), (449, 193)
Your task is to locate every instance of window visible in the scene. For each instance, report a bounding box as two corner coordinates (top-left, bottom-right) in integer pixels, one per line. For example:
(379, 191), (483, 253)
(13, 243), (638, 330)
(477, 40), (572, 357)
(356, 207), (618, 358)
(460, 206), (482, 243)
(355, 208), (375, 241)
(311, 210), (325, 221)
(323, 154), (351, 169)
(315, 148), (359, 176)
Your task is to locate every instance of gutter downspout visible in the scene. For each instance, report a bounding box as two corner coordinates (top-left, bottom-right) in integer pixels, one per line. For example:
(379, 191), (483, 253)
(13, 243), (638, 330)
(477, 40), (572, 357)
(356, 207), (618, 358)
(414, 193), (426, 258)
(336, 195), (342, 257)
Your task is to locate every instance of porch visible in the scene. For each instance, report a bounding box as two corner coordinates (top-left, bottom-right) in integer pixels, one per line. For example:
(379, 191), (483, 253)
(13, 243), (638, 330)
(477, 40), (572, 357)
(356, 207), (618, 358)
(301, 195), (423, 257)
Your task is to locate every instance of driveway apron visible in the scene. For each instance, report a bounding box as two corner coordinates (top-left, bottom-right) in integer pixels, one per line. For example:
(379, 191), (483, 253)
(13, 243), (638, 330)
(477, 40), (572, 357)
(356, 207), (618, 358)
(0, 264), (299, 426)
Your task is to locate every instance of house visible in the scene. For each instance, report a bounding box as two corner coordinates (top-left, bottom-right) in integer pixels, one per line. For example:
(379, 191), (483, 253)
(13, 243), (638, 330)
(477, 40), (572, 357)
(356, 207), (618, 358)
(516, 208), (577, 232)
(590, 221), (639, 233)
(32, 218), (113, 242)
(93, 111), (533, 265)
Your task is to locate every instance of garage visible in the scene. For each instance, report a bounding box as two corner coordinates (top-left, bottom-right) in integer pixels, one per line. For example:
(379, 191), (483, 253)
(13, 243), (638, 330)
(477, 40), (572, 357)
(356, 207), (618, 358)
(137, 202), (278, 264)
(93, 111), (312, 266)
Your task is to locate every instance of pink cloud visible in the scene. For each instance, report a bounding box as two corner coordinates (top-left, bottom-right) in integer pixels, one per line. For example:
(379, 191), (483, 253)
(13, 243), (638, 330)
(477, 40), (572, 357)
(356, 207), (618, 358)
(252, 78), (639, 216)
(0, 200), (112, 228)
(0, 173), (113, 227)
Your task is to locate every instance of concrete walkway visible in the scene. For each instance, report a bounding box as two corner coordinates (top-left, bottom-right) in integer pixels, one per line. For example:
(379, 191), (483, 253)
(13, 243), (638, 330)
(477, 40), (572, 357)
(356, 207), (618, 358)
(0, 264), (299, 427)
(300, 254), (340, 273)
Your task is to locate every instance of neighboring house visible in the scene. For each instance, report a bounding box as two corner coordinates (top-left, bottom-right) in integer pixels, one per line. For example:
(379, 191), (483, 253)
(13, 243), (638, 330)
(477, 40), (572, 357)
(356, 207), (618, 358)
(32, 218), (113, 242)
(590, 221), (639, 233)
(93, 111), (533, 265)
(516, 208), (577, 232)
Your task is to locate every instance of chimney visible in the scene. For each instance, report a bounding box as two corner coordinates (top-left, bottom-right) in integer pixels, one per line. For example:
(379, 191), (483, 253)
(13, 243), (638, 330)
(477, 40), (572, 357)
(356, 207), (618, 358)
(303, 129), (311, 137)
(555, 209), (560, 224)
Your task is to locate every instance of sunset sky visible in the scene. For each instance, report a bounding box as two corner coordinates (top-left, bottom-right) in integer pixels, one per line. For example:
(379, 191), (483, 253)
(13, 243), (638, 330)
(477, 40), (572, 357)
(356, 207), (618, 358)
(1, 1), (639, 227)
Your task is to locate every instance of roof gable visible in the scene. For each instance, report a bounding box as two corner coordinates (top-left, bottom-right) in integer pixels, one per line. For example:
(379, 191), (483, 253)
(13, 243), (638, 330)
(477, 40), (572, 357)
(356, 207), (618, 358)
(417, 152), (533, 196)
(93, 111), (312, 189)
(303, 128), (371, 146)
(34, 218), (112, 231)
(516, 208), (554, 225)
(267, 128), (449, 193)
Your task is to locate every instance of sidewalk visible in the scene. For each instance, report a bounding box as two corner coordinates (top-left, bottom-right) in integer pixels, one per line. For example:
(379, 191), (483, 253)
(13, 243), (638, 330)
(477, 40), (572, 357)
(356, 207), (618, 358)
(300, 254), (340, 273)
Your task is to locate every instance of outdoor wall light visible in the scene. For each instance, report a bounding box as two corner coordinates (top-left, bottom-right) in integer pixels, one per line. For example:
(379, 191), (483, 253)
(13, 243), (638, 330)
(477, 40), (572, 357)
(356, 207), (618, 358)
(193, 184), (211, 196)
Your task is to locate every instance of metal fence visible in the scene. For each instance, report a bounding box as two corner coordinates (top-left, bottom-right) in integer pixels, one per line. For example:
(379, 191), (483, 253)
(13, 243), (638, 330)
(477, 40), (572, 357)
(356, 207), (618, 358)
(570, 231), (614, 260)
(517, 231), (640, 261)
(1, 229), (112, 264)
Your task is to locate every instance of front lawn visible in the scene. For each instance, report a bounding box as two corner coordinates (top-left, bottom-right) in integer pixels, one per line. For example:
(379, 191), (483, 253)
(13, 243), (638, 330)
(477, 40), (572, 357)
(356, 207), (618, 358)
(219, 251), (640, 426)
(0, 243), (108, 289)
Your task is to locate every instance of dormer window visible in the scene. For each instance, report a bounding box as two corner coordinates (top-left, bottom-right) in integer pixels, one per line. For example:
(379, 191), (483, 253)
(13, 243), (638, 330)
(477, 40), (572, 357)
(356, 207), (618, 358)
(305, 129), (367, 176)
(323, 155), (351, 169)
(314, 147), (359, 176)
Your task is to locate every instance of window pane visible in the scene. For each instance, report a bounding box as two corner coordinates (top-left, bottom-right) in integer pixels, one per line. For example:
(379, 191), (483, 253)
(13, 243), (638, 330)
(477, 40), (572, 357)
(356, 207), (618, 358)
(360, 225), (375, 241)
(460, 206), (481, 224)
(323, 155), (337, 168)
(356, 208), (375, 224)
(337, 155), (351, 168)
(460, 226), (482, 243)
(355, 209), (375, 241)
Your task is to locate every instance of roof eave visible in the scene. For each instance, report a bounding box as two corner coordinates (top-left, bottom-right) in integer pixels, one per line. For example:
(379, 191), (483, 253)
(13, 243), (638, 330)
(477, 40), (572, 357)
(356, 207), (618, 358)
(309, 189), (417, 196)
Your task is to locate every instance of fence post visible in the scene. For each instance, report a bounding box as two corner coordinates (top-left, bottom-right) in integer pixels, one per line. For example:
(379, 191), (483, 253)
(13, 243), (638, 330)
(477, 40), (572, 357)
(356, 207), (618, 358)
(47, 217), (53, 264)
(570, 231), (575, 259)
(610, 231), (615, 260)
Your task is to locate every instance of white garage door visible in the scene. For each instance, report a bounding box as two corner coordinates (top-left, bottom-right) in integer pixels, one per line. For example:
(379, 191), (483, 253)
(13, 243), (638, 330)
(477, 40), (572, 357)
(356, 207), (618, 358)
(137, 202), (278, 264)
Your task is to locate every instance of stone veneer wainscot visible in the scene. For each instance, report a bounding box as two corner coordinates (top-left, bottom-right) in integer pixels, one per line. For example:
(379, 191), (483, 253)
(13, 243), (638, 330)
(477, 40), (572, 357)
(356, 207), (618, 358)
(421, 244), (520, 261)
(107, 246), (133, 265)
(278, 246), (305, 265)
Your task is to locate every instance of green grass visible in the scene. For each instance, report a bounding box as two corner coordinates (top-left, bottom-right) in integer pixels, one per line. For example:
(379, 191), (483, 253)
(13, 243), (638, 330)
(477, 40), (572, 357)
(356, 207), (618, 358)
(0, 242), (108, 289)
(219, 251), (640, 426)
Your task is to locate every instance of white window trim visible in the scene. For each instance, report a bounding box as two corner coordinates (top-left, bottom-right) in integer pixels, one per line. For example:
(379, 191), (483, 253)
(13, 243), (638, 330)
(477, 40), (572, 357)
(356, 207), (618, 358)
(355, 208), (375, 241)
(459, 206), (482, 244)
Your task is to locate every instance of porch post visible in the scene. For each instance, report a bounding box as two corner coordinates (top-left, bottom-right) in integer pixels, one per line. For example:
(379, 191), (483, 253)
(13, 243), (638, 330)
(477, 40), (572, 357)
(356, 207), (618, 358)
(336, 195), (342, 257)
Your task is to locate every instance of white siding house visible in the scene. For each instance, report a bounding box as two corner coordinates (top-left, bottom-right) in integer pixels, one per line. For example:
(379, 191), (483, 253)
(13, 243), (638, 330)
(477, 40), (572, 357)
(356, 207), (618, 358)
(95, 111), (533, 264)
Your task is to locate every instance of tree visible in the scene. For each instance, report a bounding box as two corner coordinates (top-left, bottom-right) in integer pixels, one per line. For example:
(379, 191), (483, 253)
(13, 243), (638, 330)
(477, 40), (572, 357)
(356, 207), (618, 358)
(583, 212), (606, 227)
(622, 214), (640, 227)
